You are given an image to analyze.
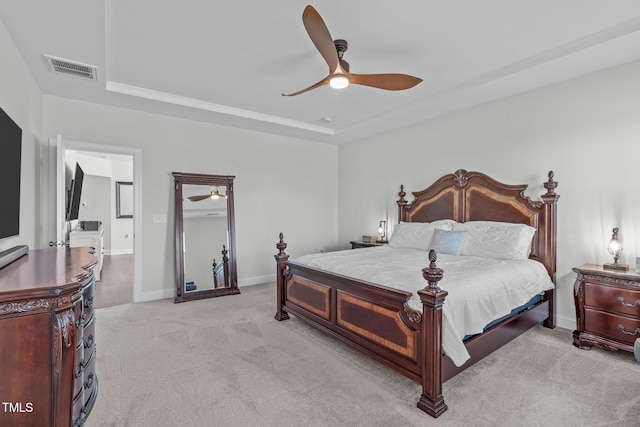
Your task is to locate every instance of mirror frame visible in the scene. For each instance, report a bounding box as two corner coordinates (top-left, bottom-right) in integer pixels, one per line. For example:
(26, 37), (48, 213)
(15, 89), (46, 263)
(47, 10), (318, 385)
(173, 172), (240, 303)
(115, 181), (134, 218)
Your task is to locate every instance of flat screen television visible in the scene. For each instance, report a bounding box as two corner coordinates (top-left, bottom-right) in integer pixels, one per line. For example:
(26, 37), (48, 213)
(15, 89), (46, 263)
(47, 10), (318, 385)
(0, 107), (22, 239)
(66, 162), (84, 221)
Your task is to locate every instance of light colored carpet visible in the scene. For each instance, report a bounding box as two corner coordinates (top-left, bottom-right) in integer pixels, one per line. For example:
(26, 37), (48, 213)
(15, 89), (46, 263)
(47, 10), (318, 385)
(88, 282), (640, 427)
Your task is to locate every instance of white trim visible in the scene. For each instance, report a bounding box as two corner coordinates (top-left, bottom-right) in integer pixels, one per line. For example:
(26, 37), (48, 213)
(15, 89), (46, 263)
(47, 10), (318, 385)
(556, 314), (575, 331)
(140, 289), (175, 303)
(137, 275), (276, 303)
(143, 276), (272, 300)
(104, 249), (133, 256)
(106, 81), (335, 135)
(238, 274), (275, 287)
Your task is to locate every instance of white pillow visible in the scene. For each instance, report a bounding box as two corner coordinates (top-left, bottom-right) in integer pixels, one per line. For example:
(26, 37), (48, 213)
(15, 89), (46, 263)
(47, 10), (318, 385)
(430, 219), (458, 229)
(389, 221), (454, 251)
(452, 221), (536, 260)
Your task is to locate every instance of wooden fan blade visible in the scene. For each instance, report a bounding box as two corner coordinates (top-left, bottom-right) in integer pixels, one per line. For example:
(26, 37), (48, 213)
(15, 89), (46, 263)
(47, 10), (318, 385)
(350, 73), (423, 91)
(281, 75), (331, 96)
(187, 194), (212, 202)
(302, 5), (338, 72)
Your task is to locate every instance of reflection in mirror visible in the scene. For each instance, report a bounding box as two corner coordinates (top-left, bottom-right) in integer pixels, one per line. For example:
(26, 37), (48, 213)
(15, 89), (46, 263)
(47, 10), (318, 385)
(173, 173), (240, 302)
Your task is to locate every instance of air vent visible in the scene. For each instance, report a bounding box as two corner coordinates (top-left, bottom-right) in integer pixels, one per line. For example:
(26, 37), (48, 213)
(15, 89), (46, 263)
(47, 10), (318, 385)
(43, 54), (97, 80)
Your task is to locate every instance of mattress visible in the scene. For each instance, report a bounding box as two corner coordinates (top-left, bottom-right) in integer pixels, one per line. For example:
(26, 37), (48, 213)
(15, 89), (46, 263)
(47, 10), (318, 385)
(295, 246), (554, 367)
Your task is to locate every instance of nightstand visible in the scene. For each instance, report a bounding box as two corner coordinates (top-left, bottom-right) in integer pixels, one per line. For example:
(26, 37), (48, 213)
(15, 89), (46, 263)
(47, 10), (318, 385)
(573, 264), (640, 353)
(350, 240), (385, 249)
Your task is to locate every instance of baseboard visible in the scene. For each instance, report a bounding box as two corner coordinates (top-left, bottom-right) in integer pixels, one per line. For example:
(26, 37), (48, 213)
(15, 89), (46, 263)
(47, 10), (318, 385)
(239, 274), (275, 287)
(138, 275), (274, 303)
(104, 249), (134, 256)
(140, 289), (176, 302)
(556, 314), (575, 331)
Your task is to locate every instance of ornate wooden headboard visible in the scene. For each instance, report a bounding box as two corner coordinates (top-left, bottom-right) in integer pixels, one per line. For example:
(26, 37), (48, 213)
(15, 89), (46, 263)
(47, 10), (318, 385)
(397, 169), (560, 279)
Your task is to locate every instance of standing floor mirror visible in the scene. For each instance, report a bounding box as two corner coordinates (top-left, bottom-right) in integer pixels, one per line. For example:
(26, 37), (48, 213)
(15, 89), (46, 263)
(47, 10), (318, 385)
(173, 172), (240, 303)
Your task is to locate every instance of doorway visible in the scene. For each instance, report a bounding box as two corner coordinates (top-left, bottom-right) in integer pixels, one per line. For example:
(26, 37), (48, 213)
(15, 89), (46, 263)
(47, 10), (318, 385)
(49, 137), (142, 306)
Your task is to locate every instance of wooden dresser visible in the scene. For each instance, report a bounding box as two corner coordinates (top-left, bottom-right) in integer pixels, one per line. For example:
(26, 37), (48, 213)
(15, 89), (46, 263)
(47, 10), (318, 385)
(573, 264), (640, 353)
(0, 248), (98, 427)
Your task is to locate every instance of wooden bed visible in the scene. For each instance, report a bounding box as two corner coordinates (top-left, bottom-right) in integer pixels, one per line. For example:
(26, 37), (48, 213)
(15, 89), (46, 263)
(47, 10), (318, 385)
(274, 169), (559, 417)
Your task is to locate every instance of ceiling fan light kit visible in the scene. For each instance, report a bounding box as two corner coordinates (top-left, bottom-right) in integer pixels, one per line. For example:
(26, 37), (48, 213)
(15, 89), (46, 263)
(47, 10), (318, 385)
(282, 5), (422, 96)
(329, 75), (349, 89)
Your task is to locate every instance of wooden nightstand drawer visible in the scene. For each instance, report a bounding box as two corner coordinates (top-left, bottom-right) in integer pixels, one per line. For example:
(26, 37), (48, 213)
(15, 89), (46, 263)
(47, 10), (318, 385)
(584, 309), (640, 346)
(584, 282), (640, 318)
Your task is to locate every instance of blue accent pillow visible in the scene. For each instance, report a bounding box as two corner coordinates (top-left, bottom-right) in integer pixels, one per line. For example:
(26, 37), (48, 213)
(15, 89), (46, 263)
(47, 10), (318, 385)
(431, 229), (465, 255)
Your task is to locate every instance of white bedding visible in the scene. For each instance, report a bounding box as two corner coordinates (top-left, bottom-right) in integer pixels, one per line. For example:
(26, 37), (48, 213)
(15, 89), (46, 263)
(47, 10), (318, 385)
(295, 246), (554, 367)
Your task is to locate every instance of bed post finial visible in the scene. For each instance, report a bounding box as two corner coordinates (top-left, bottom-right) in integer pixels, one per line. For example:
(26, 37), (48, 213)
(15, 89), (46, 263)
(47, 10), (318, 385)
(274, 233), (290, 321)
(276, 232), (288, 261)
(398, 184), (407, 203)
(397, 184), (409, 222)
(422, 250), (444, 292)
(543, 171), (558, 198)
(417, 249), (448, 417)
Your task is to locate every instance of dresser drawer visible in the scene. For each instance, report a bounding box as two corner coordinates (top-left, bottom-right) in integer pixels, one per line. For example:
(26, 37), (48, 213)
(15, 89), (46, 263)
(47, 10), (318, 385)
(585, 282), (640, 318)
(74, 299), (84, 347)
(83, 283), (95, 323)
(83, 315), (96, 354)
(72, 393), (85, 427)
(83, 358), (97, 394)
(75, 344), (96, 385)
(73, 344), (84, 399)
(72, 391), (91, 427)
(584, 308), (640, 345)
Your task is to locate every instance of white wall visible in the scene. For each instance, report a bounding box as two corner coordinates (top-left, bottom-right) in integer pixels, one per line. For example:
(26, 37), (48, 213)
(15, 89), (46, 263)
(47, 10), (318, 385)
(339, 59), (640, 329)
(42, 96), (339, 300)
(0, 18), (42, 252)
(110, 157), (134, 254)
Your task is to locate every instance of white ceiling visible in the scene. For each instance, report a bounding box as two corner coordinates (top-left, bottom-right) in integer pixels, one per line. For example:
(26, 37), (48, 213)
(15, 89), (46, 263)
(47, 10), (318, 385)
(2, 1), (640, 144)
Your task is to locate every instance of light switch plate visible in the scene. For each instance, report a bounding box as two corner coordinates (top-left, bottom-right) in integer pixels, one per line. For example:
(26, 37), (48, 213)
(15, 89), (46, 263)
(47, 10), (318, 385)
(153, 214), (167, 223)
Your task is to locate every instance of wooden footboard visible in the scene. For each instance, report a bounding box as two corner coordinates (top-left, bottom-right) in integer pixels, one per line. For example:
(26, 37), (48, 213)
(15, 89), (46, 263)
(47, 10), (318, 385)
(275, 234), (449, 416)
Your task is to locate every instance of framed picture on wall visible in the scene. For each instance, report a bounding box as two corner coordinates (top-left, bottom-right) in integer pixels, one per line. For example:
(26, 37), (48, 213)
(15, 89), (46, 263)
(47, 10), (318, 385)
(116, 181), (133, 218)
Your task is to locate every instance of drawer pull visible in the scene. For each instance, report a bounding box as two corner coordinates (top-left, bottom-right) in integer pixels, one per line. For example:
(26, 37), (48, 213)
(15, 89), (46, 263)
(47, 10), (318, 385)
(75, 313), (86, 329)
(73, 408), (88, 426)
(84, 334), (94, 349)
(83, 372), (95, 390)
(618, 297), (640, 307)
(75, 359), (89, 378)
(617, 324), (640, 336)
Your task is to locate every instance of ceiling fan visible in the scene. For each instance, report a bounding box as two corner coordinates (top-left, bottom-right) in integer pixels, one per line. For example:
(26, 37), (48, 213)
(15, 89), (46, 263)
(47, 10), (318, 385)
(282, 5), (423, 96)
(185, 186), (225, 202)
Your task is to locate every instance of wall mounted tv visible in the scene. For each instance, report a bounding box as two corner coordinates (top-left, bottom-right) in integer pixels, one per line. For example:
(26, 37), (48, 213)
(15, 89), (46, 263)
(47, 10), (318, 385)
(0, 107), (22, 239)
(66, 162), (84, 221)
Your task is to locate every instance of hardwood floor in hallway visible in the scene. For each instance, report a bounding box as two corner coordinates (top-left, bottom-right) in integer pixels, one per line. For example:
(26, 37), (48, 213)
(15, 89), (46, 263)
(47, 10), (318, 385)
(94, 253), (133, 309)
